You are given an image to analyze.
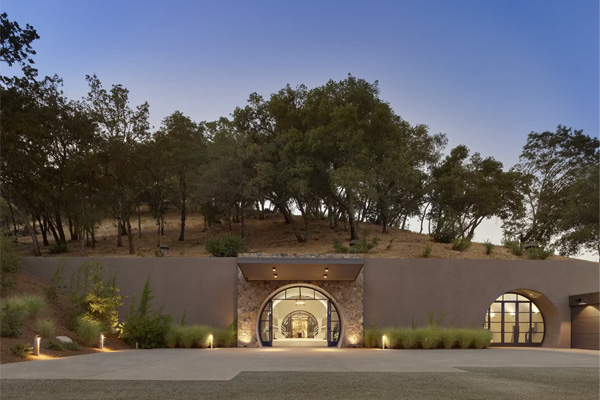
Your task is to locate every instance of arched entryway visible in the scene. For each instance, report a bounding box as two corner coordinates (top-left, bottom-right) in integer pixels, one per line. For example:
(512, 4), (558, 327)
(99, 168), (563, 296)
(257, 284), (342, 347)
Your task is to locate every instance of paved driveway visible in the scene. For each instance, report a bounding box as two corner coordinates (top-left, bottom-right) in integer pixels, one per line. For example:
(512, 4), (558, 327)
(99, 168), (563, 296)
(1, 347), (597, 381)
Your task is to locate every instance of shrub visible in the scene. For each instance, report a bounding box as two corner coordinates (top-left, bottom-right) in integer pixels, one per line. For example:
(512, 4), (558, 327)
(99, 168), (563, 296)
(75, 317), (102, 346)
(472, 329), (493, 349)
(205, 234), (246, 257)
(166, 324), (234, 348)
(69, 261), (122, 332)
(383, 328), (419, 349)
(45, 340), (63, 351)
(484, 240), (494, 255)
(363, 327), (382, 348)
(0, 302), (23, 337)
(36, 318), (56, 338)
(11, 343), (33, 358)
(503, 239), (524, 256)
(165, 326), (179, 348)
(421, 244), (432, 258)
(452, 238), (472, 252)
(5, 294), (46, 319)
(455, 329), (474, 349)
(46, 264), (66, 301)
(214, 326), (236, 348)
(431, 219), (460, 243)
(49, 242), (68, 254)
(440, 329), (459, 349)
(0, 234), (20, 288)
(64, 341), (80, 351)
(416, 327), (442, 349)
(122, 277), (171, 349)
(332, 229), (379, 254)
(527, 246), (553, 260)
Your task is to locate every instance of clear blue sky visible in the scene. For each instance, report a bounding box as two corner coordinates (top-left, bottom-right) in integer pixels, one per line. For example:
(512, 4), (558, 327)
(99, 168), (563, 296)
(4, 1), (599, 256)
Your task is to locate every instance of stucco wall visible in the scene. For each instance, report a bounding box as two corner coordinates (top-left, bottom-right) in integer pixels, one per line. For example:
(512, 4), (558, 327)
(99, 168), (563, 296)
(363, 259), (599, 348)
(21, 257), (238, 329)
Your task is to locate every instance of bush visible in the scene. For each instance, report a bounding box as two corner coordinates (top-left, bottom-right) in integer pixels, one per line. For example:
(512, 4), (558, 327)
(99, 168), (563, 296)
(421, 244), (432, 258)
(69, 261), (122, 332)
(0, 234), (20, 288)
(166, 324), (234, 348)
(527, 246), (553, 260)
(472, 329), (493, 349)
(363, 327), (382, 348)
(5, 294), (46, 319)
(455, 329), (474, 349)
(214, 326), (236, 348)
(0, 302), (23, 337)
(64, 341), (80, 351)
(332, 229), (379, 254)
(484, 240), (494, 255)
(431, 220), (460, 243)
(11, 343), (33, 358)
(440, 329), (458, 349)
(49, 242), (68, 254)
(416, 327), (442, 349)
(503, 239), (524, 256)
(75, 317), (102, 346)
(452, 238), (472, 252)
(45, 340), (63, 351)
(36, 318), (56, 338)
(122, 277), (171, 349)
(205, 234), (246, 257)
(165, 326), (179, 348)
(382, 328), (419, 349)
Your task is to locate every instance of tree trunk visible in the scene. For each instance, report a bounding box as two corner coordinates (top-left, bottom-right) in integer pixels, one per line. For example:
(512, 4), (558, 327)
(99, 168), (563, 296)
(36, 215), (49, 246)
(6, 197), (18, 241)
(54, 212), (67, 244)
(25, 213), (41, 256)
(91, 226), (96, 247)
(419, 202), (430, 234)
(117, 199), (123, 247)
(68, 216), (75, 241)
(381, 215), (389, 233)
(126, 215), (134, 254)
(401, 214), (408, 230)
(178, 170), (187, 241)
(137, 203), (142, 238)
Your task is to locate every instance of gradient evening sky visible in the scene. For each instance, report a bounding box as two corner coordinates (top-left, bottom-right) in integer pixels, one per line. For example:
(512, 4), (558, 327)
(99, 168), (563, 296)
(4, 1), (599, 258)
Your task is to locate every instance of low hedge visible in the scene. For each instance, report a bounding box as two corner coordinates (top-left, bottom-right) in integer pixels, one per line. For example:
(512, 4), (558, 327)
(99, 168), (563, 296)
(365, 327), (492, 349)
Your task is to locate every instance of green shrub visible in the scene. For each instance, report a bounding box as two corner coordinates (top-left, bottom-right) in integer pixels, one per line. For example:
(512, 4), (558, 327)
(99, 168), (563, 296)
(416, 327), (442, 349)
(0, 234), (20, 288)
(451, 238), (472, 252)
(431, 220), (460, 243)
(49, 242), (68, 254)
(205, 234), (246, 257)
(122, 277), (171, 349)
(472, 329), (493, 349)
(165, 326), (179, 348)
(214, 327), (236, 348)
(332, 229), (379, 254)
(421, 243), (432, 258)
(46, 264), (66, 301)
(178, 325), (196, 348)
(503, 239), (524, 256)
(166, 324), (233, 348)
(527, 246), (553, 260)
(5, 294), (46, 319)
(484, 240), (494, 255)
(45, 340), (63, 351)
(69, 261), (122, 332)
(0, 302), (23, 337)
(440, 329), (458, 349)
(363, 327), (382, 348)
(383, 328), (419, 349)
(75, 317), (102, 346)
(11, 343), (33, 358)
(64, 341), (80, 351)
(36, 318), (56, 338)
(455, 329), (474, 349)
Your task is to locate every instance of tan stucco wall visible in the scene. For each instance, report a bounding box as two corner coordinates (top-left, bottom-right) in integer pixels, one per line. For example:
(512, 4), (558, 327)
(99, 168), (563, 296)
(21, 257), (238, 329)
(363, 259), (599, 348)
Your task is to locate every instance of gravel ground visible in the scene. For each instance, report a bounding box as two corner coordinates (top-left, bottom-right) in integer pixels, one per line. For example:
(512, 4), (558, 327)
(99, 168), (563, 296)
(1, 368), (598, 400)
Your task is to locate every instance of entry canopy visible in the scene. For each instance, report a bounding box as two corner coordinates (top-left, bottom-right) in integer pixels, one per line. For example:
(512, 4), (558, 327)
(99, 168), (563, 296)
(237, 256), (364, 281)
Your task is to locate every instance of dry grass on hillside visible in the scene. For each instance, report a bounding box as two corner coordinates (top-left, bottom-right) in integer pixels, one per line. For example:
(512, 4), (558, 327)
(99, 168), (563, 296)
(0, 272), (129, 364)
(14, 210), (565, 260)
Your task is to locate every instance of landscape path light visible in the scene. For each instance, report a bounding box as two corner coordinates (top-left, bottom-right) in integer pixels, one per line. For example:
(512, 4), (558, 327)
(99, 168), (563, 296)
(99, 333), (105, 350)
(209, 334), (214, 349)
(382, 335), (387, 350)
(34, 335), (41, 356)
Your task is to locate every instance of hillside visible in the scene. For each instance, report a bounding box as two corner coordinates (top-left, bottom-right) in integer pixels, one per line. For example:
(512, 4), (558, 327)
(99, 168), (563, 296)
(13, 210), (566, 260)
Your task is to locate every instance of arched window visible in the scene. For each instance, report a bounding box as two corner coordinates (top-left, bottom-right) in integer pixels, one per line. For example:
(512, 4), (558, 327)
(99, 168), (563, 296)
(485, 293), (545, 346)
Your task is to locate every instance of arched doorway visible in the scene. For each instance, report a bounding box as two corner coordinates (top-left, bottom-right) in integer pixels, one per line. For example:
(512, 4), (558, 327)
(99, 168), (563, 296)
(257, 284), (342, 347)
(484, 292), (545, 346)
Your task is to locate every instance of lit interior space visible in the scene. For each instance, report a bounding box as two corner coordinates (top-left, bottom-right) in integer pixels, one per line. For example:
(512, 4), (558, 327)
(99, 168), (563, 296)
(485, 293), (545, 346)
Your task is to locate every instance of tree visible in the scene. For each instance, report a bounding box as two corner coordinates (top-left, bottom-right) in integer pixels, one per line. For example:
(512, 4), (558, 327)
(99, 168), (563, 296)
(429, 145), (522, 242)
(503, 126), (599, 255)
(84, 74), (150, 254)
(0, 12), (39, 78)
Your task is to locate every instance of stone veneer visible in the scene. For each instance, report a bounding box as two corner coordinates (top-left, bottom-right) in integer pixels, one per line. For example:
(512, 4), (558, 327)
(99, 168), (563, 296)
(237, 267), (364, 348)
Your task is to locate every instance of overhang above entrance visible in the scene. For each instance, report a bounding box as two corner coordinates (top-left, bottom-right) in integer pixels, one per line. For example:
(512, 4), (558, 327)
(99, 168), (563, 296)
(237, 257), (364, 281)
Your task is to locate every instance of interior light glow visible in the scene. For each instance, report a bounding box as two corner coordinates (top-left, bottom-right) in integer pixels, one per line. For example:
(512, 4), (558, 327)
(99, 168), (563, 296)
(323, 274), (327, 279)
(325, 267), (329, 272)
(272, 267), (276, 272)
(274, 273), (278, 278)
(490, 312), (495, 318)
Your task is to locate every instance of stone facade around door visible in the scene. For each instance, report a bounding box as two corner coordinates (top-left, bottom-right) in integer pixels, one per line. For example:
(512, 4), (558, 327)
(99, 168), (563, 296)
(237, 268), (364, 348)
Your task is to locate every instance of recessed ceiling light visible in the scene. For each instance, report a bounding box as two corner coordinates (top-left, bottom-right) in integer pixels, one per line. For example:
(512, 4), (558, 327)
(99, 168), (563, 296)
(274, 273), (278, 278)
(323, 274), (327, 279)
(272, 267), (276, 272)
(325, 267), (329, 272)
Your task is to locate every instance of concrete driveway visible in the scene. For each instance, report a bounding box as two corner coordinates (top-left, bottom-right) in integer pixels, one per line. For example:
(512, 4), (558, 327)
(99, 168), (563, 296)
(1, 347), (598, 381)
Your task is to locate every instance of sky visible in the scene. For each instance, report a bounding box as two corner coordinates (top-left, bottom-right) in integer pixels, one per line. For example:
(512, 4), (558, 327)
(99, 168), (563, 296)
(4, 0), (599, 259)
